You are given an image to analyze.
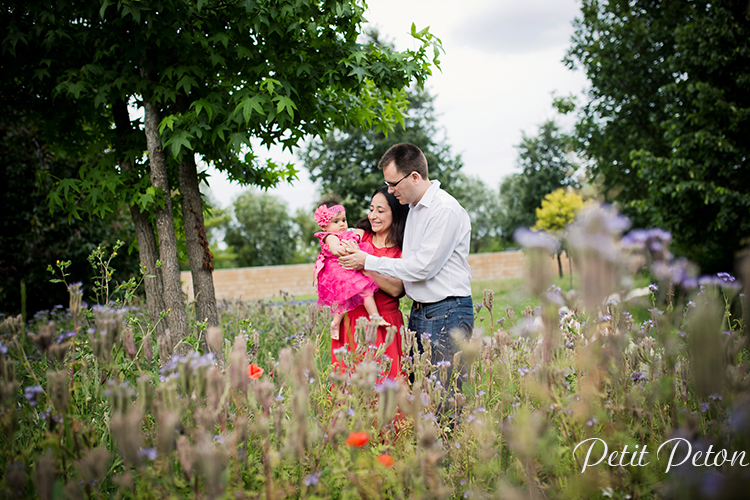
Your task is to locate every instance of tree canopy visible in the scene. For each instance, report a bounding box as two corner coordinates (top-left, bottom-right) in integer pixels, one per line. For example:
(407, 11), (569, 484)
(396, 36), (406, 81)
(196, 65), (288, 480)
(0, 111), (139, 316)
(2, 1), (442, 339)
(302, 84), (463, 219)
(498, 120), (579, 240)
(533, 188), (585, 235)
(224, 190), (296, 268)
(566, 0), (750, 272)
(449, 174), (504, 253)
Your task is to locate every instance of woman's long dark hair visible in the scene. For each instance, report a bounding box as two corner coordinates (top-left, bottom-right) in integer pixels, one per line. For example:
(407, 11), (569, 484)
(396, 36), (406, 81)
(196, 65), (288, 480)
(355, 186), (409, 249)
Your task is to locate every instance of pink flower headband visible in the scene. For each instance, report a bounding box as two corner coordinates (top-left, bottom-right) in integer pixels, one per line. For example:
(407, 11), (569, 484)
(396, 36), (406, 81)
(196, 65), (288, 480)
(314, 204), (345, 227)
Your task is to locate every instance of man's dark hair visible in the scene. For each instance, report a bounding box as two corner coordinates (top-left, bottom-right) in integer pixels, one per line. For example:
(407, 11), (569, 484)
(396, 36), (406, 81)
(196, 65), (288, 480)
(355, 186), (409, 249)
(378, 143), (428, 179)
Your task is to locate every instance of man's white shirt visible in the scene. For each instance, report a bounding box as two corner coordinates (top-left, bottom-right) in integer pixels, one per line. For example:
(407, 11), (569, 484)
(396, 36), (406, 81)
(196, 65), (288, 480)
(364, 180), (472, 303)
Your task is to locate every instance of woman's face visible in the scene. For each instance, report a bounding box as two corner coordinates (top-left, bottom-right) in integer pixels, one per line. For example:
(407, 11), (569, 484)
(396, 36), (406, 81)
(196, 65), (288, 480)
(368, 192), (393, 235)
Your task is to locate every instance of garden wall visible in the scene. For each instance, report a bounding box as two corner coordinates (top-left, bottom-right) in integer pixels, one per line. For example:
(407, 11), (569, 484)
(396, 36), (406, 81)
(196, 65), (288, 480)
(180, 250), (570, 301)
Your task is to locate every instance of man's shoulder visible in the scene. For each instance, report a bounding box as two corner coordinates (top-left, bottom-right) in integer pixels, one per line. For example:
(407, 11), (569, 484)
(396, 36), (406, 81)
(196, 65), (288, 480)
(434, 189), (466, 212)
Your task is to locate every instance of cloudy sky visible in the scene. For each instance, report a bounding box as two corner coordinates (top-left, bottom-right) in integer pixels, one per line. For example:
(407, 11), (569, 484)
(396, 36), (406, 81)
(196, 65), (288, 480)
(205, 0), (590, 211)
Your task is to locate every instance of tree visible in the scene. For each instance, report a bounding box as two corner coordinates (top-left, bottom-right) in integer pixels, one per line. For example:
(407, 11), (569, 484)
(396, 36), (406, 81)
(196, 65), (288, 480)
(224, 191), (296, 268)
(303, 83), (463, 219)
(0, 111), (140, 317)
(498, 120), (579, 239)
(448, 174), (504, 253)
(291, 207), (321, 264)
(565, 0), (750, 272)
(533, 188), (586, 282)
(3, 1), (441, 348)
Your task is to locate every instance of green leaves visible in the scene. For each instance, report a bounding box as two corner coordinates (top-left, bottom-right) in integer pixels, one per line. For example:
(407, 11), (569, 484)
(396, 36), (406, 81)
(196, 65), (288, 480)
(236, 95), (269, 123)
(274, 95), (297, 119)
(567, 0), (750, 272)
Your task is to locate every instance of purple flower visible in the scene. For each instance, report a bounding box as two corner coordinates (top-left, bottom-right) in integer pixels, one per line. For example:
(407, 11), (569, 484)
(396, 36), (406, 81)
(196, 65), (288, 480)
(518, 367), (530, 376)
(586, 417), (598, 427)
(138, 448), (157, 461)
(699, 403), (710, 413)
(514, 227), (559, 253)
(0, 341), (7, 355)
(648, 283), (659, 294)
(24, 385), (43, 407)
(375, 379), (399, 393)
(708, 393), (723, 401)
(701, 471), (723, 497)
(630, 372), (645, 382)
(304, 473), (321, 487)
(677, 331), (687, 338)
(716, 272), (735, 282)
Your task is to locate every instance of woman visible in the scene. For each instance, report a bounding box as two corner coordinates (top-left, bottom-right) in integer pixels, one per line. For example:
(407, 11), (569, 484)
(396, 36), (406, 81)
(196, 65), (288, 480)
(331, 186), (409, 379)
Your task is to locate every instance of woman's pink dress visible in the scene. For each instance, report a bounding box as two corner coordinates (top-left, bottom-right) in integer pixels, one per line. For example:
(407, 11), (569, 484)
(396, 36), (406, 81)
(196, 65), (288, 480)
(314, 231), (379, 315)
(330, 231), (404, 379)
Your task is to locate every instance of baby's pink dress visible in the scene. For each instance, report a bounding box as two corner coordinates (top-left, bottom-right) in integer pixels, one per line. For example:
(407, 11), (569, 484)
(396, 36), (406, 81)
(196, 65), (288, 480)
(314, 231), (379, 315)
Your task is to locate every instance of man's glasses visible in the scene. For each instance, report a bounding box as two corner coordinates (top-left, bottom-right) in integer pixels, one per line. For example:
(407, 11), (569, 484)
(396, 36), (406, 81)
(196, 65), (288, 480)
(384, 171), (413, 188)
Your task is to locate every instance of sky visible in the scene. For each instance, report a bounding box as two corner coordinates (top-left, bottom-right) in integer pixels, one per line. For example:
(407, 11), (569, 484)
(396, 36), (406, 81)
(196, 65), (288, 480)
(204, 0), (590, 213)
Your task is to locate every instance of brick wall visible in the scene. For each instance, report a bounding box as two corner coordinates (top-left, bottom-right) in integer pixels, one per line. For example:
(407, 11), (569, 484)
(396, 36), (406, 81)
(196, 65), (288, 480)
(181, 250), (570, 301)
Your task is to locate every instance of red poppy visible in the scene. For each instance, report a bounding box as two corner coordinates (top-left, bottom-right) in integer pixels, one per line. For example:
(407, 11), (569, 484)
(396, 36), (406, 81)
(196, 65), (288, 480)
(345, 431), (370, 447)
(247, 363), (264, 379)
(376, 454), (394, 467)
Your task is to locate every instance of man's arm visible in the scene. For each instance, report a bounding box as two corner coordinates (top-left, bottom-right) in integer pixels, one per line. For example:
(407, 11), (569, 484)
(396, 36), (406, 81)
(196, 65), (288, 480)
(366, 207), (461, 281)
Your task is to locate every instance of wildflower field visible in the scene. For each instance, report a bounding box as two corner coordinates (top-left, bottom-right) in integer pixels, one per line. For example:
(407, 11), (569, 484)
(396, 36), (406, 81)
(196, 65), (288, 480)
(1, 205), (748, 499)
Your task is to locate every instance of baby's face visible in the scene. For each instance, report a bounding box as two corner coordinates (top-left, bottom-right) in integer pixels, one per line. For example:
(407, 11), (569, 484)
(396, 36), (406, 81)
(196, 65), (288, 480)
(324, 211), (348, 233)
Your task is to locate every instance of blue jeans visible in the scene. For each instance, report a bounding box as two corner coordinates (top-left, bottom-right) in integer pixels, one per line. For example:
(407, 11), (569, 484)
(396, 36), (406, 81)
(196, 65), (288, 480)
(409, 296), (474, 399)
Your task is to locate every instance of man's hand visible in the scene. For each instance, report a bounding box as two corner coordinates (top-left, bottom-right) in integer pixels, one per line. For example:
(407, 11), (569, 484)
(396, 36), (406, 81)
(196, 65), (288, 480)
(338, 249), (367, 270)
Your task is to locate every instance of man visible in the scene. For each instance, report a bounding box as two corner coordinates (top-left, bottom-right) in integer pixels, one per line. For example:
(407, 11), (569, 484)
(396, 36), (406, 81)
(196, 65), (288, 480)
(339, 142), (474, 395)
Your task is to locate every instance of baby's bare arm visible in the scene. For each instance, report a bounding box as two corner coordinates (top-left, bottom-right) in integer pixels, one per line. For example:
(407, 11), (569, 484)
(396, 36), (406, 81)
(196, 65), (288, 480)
(324, 234), (346, 256)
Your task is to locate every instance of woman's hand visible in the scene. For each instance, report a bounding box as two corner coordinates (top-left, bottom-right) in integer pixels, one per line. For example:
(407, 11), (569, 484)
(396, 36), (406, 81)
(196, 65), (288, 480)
(339, 239), (360, 255)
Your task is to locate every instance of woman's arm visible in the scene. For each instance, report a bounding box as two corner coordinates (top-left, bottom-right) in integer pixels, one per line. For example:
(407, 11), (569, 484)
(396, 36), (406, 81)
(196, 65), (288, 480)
(364, 270), (404, 298)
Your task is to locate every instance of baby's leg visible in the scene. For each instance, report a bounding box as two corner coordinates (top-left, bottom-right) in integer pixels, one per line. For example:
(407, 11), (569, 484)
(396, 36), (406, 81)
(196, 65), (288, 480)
(330, 312), (342, 340)
(363, 295), (389, 327)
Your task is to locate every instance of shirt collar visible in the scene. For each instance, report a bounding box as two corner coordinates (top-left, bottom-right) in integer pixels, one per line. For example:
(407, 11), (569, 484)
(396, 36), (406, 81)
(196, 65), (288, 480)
(411, 180), (441, 209)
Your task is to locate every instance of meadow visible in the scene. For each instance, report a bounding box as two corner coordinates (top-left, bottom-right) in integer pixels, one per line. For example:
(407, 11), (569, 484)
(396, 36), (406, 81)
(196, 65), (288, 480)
(0, 205), (747, 499)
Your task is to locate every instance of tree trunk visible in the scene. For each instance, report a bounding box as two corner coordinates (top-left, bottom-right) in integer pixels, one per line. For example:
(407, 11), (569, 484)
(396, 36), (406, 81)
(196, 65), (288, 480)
(143, 100), (189, 353)
(112, 100), (167, 341)
(568, 252), (573, 290)
(128, 204), (168, 340)
(557, 251), (563, 278)
(178, 154), (219, 327)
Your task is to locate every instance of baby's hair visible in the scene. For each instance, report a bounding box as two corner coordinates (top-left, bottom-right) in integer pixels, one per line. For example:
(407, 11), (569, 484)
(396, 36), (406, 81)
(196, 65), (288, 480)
(317, 194), (343, 209)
